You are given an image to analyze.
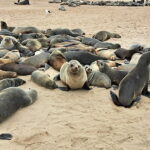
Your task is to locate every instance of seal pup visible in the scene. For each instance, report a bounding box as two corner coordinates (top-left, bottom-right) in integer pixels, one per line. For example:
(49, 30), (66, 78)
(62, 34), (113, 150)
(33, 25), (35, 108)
(114, 45), (143, 60)
(93, 31), (121, 41)
(54, 60), (90, 90)
(0, 63), (36, 75)
(110, 52), (150, 108)
(0, 78), (26, 91)
(84, 65), (111, 89)
(0, 87), (37, 123)
(0, 70), (17, 80)
(97, 61), (128, 85)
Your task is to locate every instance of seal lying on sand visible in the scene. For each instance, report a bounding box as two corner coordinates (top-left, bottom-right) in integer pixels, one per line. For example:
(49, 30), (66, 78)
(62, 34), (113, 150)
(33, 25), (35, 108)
(46, 28), (80, 37)
(0, 78), (26, 91)
(97, 61), (128, 85)
(0, 70), (17, 80)
(31, 70), (68, 90)
(114, 45), (143, 60)
(63, 50), (107, 65)
(21, 52), (50, 68)
(85, 65), (111, 89)
(54, 60), (90, 90)
(93, 31), (121, 41)
(0, 87), (37, 123)
(14, 0), (30, 5)
(0, 36), (33, 56)
(110, 52), (150, 108)
(0, 63), (36, 75)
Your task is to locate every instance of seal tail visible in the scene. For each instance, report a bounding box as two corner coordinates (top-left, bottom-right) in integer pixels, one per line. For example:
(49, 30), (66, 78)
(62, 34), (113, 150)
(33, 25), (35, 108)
(110, 91), (122, 106)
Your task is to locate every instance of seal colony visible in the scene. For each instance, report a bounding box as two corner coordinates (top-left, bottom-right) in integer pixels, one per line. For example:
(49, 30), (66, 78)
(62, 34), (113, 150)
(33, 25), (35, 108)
(0, 21), (150, 139)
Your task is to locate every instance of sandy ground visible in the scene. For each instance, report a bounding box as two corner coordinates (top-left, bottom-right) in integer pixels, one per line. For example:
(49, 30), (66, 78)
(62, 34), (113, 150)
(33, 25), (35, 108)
(0, 0), (150, 150)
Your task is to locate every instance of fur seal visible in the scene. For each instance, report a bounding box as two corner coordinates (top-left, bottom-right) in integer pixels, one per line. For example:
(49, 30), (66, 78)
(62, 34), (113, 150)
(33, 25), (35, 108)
(0, 78), (26, 91)
(93, 31), (121, 42)
(46, 28), (80, 37)
(97, 61), (128, 85)
(0, 70), (17, 79)
(54, 60), (90, 90)
(49, 50), (67, 71)
(0, 63), (36, 75)
(31, 70), (57, 89)
(21, 52), (50, 68)
(110, 52), (150, 108)
(84, 65), (111, 89)
(95, 48), (118, 60)
(14, 0), (30, 5)
(22, 39), (42, 52)
(114, 45), (143, 60)
(0, 36), (33, 56)
(0, 87), (37, 123)
(63, 50), (107, 65)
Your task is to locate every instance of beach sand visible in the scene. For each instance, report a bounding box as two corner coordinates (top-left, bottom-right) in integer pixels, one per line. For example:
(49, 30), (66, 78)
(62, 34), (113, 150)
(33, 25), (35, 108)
(0, 0), (150, 150)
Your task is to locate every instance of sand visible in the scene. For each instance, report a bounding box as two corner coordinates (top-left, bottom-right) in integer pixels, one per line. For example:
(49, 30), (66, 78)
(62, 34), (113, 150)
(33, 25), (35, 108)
(0, 0), (150, 150)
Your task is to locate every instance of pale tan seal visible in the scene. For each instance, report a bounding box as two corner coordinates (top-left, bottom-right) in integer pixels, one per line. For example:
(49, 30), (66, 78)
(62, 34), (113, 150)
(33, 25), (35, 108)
(0, 70), (17, 79)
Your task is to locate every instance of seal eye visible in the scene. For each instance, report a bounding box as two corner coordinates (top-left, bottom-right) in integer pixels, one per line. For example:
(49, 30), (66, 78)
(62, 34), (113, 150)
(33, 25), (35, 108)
(70, 64), (74, 68)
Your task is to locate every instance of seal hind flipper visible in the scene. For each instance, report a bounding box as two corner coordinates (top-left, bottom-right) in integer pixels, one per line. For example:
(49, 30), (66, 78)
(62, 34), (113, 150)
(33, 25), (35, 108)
(57, 86), (70, 91)
(0, 133), (12, 140)
(110, 91), (122, 106)
(142, 84), (150, 98)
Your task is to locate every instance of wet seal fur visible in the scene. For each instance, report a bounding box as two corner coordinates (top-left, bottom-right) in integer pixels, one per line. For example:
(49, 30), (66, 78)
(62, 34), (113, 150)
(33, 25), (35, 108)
(0, 87), (37, 123)
(110, 52), (150, 108)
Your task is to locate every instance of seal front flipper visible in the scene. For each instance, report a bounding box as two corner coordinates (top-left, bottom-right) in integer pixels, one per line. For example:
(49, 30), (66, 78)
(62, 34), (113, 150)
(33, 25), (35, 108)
(82, 82), (92, 90)
(53, 74), (60, 81)
(0, 133), (12, 140)
(142, 84), (150, 98)
(57, 86), (70, 91)
(110, 91), (122, 106)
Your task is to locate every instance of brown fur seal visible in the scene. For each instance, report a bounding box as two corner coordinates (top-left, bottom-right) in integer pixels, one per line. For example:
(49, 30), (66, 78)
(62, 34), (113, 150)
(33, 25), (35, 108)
(95, 48), (118, 60)
(110, 52), (150, 108)
(0, 78), (26, 91)
(49, 50), (67, 71)
(21, 52), (50, 68)
(93, 31), (121, 42)
(54, 60), (90, 90)
(0, 87), (37, 123)
(114, 45), (143, 60)
(22, 39), (42, 52)
(84, 65), (111, 89)
(0, 70), (17, 79)
(97, 61), (128, 85)
(0, 63), (36, 75)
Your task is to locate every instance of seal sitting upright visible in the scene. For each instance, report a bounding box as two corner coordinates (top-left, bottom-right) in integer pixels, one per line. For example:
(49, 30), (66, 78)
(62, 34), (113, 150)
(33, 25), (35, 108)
(110, 52), (150, 108)
(54, 60), (90, 90)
